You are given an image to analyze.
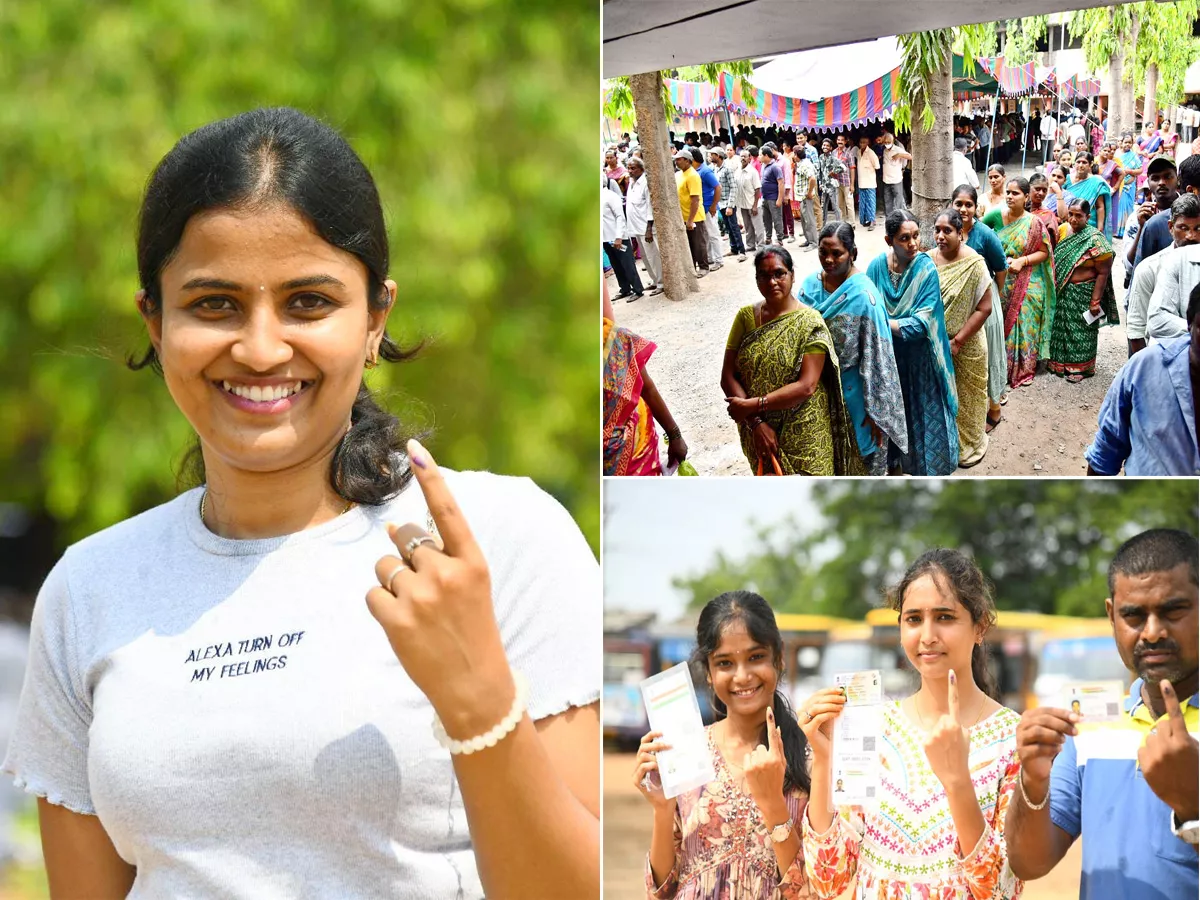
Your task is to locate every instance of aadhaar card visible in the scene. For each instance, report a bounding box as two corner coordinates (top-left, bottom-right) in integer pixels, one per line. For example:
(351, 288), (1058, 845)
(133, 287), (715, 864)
(835, 669), (884, 706)
(1062, 681), (1124, 723)
(830, 700), (882, 806)
(640, 663), (715, 798)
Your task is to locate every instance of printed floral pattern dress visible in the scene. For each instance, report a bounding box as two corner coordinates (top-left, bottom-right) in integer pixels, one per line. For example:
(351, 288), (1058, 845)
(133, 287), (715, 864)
(646, 727), (815, 899)
(801, 703), (1023, 899)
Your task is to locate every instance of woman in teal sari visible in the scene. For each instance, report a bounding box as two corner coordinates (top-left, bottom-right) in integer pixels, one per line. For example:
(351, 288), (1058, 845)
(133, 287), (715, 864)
(722, 246), (865, 475)
(796, 222), (908, 475)
(1064, 151), (1112, 237)
(982, 176), (1056, 389)
(866, 211), (959, 476)
(1115, 133), (1143, 238)
(1048, 198), (1118, 382)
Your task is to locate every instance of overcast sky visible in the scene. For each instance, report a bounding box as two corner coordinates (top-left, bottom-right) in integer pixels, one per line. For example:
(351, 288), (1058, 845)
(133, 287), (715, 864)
(602, 480), (820, 621)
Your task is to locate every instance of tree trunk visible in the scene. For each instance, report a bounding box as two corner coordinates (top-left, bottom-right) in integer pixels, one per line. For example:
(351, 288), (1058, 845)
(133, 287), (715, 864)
(1145, 62), (1159, 132)
(630, 71), (699, 301)
(1108, 51), (1124, 140)
(1124, 9), (1141, 131)
(909, 50), (954, 251)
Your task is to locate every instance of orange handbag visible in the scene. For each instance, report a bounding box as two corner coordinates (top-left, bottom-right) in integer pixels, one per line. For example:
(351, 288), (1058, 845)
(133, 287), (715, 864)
(756, 453), (784, 476)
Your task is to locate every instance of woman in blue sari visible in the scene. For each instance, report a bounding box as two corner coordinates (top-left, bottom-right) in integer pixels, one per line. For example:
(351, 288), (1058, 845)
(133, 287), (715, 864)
(866, 210), (959, 475)
(1065, 151), (1112, 237)
(1115, 133), (1143, 238)
(796, 222), (908, 475)
(952, 185), (1008, 433)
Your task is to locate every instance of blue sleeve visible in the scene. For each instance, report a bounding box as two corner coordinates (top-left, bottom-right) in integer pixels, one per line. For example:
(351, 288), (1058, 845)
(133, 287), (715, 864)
(1084, 362), (1135, 474)
(981, 230), (1007, 277)
(1048, 735), (1082, 838)
(1133, 213), (1171, 270)
(894, 317), (928, 342)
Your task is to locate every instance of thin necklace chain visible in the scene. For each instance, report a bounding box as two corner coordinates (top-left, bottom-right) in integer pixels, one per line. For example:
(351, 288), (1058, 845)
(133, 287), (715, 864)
(199, 489), (354, 524)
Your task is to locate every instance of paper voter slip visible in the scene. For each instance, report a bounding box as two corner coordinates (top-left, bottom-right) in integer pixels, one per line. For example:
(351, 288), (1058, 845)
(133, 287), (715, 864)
(831, 670), (883, 807)
(640, 663), (715, 798)
(1062, 681), (1124, 723)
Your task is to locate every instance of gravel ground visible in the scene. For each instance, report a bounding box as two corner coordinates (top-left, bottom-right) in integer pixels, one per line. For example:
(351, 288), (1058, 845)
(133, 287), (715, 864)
(607, 186), (1131, 478)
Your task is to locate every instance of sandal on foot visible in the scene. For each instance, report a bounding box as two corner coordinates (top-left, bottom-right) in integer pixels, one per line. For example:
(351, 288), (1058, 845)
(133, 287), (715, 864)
(985, 413), (1002, 434)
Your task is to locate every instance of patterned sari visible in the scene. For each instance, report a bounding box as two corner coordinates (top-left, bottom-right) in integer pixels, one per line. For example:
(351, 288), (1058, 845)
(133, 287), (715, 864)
(982, 209), (1057, 389)
(732, 306), (864, 475)
(603, 318), (662, 476)
(1099, 158), (1123, 234)
(1115, 149), (1142, 237)
(866, 253), (959, 476)
(796, 271), (908, 470)
(931, 252), (993, 466)
(1066, 174), (1113, 237)
(1049, 225), (1117, 379)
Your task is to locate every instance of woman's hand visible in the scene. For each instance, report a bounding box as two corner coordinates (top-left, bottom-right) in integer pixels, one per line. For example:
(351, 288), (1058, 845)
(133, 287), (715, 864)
(950, 334), (963, 357)
(797, 687), (847, 761)
(725, 396), (758, 422)
(743, 707), (787, 812)
(865, 416), (887, 451)
(368, 440), (512, 739)
(1007, 256), (1025, 273)
(667, 434), (689, 466)
(1089, 297), (1102, 316)
(752, 421), (779, 461)
(633, 731), (676, 811)
(922, 670), (973, 792)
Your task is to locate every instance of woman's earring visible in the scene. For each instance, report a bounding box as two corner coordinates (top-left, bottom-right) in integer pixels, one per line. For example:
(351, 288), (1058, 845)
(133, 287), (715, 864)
(364, 354), (378, 370)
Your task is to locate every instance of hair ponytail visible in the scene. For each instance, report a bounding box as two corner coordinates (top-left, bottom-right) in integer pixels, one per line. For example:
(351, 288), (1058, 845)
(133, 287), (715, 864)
(971, 642), (1000, 702)
(769, 689), (811, 794)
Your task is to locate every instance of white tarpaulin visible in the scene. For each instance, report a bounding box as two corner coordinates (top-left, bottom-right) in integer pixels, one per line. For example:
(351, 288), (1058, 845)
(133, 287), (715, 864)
(750, 39), (901, 101)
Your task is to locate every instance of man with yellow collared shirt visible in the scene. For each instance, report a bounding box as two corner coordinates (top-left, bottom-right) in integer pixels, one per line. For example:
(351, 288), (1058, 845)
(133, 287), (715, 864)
(674, 148), (709, 277)
(1006, 529), (1198, 899)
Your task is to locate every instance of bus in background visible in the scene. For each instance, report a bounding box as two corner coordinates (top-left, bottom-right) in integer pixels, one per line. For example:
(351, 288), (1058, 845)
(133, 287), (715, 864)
(602, 637), (655, 748)
(1031, 618), (1131, 710)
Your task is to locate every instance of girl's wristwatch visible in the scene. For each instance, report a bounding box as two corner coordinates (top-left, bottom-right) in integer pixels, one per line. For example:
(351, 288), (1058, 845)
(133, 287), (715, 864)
(769, 820), (794, 843)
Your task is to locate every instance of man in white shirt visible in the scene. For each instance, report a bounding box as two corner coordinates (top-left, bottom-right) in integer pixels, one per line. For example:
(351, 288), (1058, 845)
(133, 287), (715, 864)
(1067, 116), (1087, 152)
(1127, 194), (1200, 352)
(734, 150), (764, 252)
(705, 148), (727, 267)
(624, 158), (663, 295)
(601, 179), (644, 300)
(880, 131), (911, 216)
(1041, 113), (1058, 163)
(952, 136), (980, 191)
(1148, 241), (1200, 340)
(855, 135), (879, 230)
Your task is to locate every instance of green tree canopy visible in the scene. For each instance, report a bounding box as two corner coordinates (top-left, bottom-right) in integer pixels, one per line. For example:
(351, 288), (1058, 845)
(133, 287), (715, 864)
(0, 0), (599, 556)
(673, 481), (1197, 618)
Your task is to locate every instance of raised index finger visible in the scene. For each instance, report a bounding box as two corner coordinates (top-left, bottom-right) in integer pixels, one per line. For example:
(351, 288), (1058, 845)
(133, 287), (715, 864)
(403, 439), (477, 559)
(766, 707), (780, 754)
(948, 669), (960, 722)
(1161, 679), (1185, 735)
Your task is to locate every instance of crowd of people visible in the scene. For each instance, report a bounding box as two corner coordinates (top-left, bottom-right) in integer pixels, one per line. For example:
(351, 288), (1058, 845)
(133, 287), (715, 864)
(602, 109), (1200, 477)
(632, 531), (1198, 900)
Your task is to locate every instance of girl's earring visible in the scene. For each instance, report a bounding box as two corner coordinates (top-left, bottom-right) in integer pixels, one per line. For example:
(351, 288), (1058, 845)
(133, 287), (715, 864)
(365, 354), (378, 370)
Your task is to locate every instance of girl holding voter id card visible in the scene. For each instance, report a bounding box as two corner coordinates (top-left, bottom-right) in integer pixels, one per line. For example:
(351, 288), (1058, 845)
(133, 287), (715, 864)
(633, 591), (816, 899)
(798, 549), (1024, 899)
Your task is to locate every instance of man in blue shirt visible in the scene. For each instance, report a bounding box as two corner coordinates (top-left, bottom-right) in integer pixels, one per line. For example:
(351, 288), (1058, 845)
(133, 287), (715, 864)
(759, 146), (785, 246)
(1084, 286), (1200, 475)
(1128, 157), (1199, 339)
(1006, 529), (1199, 899)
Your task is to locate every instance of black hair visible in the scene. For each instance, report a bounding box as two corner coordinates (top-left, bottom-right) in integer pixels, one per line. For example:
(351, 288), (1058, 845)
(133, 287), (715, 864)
(1005, 175), (1031, 197)
(1028, 172), (1048, 187)
(691, 591), (811, 794)
(1051, 165), (1070, 181)
(747, 145), (760, 156)
(689, 147), (704, 165)
(1066, 196), (1092, 216)
(819, 221), (858, 261)
(754, 244), (793, 273)
(952, 184), (979, 205)
(130, 107), (418, 505)
(1108, 529), (1198, 595)
(1189, 283), (1200, 327)
(1172, 192), (1200, 222)
(987, 163), (1006, 178)
(1179, 155), (1200, 193)
(820, 137), (832, 149)
(934, 208), (964, 232)
(884, 209), (919, 240)
(889, 549), (1001, 701)
(1075, 150), (1094, 166)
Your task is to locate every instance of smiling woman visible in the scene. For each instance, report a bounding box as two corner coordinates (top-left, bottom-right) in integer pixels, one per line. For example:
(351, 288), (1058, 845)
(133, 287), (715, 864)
(2, 108), (600, 899)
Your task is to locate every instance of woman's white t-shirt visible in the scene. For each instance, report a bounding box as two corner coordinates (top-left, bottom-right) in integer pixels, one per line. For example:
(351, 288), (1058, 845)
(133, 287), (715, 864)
(3, 470), (600, 899)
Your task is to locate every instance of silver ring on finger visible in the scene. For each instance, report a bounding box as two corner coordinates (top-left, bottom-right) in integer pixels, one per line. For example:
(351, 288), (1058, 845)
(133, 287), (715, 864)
(803, 709), (814, 722)
(384, 563), (408, 594)
(402, 534), (438, 565)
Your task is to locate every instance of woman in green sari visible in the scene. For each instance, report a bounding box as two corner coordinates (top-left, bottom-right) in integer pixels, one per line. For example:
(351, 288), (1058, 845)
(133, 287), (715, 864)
(928, 208), (994, 467)
(982, 176), (1056, 389)
(721, 246), (864, 475)
(1064, 151), (1112, 237)
(1049, 197), (1118, 382)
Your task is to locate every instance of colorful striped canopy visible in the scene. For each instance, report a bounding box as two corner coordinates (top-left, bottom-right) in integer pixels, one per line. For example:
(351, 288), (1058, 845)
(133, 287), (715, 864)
(719, 69), (900, 130)
(664, 78), (722, 115)
(1060, 75), (1101, 100)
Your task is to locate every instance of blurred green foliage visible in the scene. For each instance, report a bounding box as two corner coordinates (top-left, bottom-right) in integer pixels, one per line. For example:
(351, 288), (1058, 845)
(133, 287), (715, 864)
(0, 0), (599, 556)
(674, 480), (1198, 618)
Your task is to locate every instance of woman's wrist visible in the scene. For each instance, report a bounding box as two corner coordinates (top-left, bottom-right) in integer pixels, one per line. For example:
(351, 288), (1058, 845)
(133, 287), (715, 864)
(756, 796), (791, 827)
(433, 662), (518, 740)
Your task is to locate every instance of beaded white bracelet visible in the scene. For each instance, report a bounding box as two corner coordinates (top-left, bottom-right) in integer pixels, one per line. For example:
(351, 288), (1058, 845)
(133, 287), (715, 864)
(1017, 766), (1050, 810)
(432, 671), (528, 756)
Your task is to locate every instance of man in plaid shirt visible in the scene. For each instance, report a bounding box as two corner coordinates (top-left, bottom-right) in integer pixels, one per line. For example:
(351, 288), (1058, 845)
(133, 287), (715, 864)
(833, 134), (855, 222)
(715, 146), (745, 261)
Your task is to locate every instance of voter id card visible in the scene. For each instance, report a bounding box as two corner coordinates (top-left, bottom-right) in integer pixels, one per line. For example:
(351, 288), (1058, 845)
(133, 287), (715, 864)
(640, 663), (715, 798)
(1062, 681), (1124, 723)
(830, 670), (883, 806)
